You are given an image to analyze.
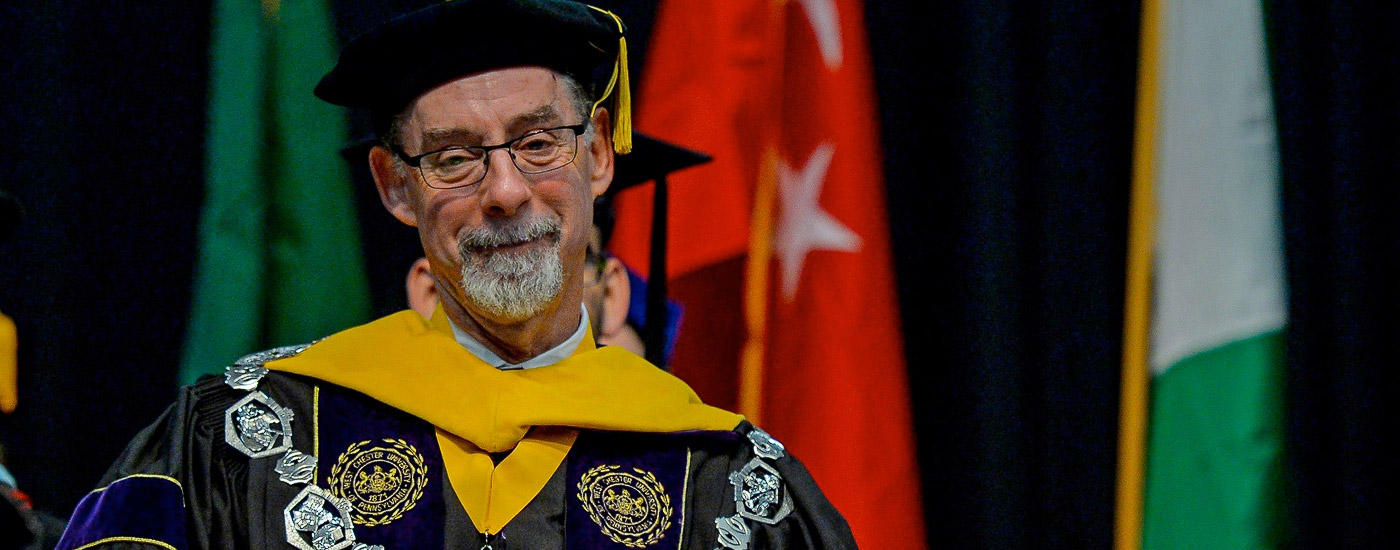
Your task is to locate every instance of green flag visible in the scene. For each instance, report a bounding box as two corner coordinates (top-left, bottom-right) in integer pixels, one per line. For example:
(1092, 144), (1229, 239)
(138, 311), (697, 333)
(180, 0), (370, 385)
(1140, 0), (1288, 547)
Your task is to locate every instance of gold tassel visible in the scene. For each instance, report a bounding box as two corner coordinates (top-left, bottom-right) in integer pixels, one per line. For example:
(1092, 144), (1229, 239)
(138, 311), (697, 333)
(613, 35), (632, 154)
(587, 5), (632, 154)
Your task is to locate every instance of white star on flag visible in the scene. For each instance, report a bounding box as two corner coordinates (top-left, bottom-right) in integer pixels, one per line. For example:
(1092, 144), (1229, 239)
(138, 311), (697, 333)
(774, 142), (862, 300)
(796, 0), (843, 69)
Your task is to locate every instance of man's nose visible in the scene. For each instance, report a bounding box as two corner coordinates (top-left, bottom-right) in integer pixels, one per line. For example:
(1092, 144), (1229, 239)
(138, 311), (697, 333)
(479, 148), (532, 217)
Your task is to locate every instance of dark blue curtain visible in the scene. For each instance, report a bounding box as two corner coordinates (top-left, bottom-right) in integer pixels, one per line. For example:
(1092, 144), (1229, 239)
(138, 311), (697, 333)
(870, 2), (1138, 548)
(0, 0), (209, 524)
(1267, 3), (1400, 548)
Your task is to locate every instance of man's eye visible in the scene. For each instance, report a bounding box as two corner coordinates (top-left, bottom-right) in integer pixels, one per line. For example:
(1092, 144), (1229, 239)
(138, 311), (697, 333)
(432, 149), (480, 166)
(517, 135), (554, 152)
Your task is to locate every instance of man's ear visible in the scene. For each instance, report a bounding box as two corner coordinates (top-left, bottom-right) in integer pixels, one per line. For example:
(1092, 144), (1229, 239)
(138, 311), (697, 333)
(405, 257), (438, 319)
(369, 145), (419, 227)
(587, 109), (615, 199)
(598, 257), (631, 339)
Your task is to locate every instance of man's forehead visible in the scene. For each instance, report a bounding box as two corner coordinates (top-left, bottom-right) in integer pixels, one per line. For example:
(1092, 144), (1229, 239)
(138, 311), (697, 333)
(404, 68), (574, 141)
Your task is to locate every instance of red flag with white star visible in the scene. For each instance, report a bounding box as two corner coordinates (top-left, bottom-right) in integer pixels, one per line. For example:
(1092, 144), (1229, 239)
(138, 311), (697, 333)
(610, 0), (926, 547)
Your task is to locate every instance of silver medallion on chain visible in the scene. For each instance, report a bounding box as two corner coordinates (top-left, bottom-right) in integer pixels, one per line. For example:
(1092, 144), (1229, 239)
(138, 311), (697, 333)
(275, 449), (317, 485)
(224, 391), (295, 459)
(284, 484), (358, 550)
(236, 342), (312, 367)
(746, 428), (786, 460)
(714, 513), (752, 550)
(224, 363), (268, 391)
(727, 458), (793, 525)
(224, 342), (312, 391)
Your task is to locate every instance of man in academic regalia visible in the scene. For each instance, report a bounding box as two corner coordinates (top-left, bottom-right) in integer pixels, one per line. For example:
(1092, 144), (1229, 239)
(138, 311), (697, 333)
(55, 1), (856, 549)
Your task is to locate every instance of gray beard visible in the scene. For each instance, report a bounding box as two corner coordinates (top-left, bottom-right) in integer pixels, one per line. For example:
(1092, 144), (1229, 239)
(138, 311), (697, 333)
(457, 218), (565, 323)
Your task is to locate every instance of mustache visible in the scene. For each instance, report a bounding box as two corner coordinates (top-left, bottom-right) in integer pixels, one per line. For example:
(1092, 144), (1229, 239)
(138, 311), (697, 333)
(458, 218), (562, 250)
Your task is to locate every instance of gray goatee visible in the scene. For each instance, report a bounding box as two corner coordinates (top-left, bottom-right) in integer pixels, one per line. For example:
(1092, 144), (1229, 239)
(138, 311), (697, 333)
(457, 218), (564, 322)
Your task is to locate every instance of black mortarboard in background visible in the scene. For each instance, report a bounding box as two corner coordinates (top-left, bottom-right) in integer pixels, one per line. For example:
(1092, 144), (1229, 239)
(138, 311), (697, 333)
(315, 0), (634, 153)
(596, 133), (711, 368)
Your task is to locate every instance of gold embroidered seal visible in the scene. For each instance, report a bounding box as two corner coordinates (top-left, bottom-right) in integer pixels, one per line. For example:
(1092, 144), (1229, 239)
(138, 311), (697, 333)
(327, 439), (428, 527)
(576, 464), (673, 548)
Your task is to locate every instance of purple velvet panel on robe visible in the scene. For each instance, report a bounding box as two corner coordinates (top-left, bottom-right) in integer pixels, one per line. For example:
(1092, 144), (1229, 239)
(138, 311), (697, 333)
(567, 432), (692, 550)
(316, 385), (445, 550)
(54, 475), (188, 550)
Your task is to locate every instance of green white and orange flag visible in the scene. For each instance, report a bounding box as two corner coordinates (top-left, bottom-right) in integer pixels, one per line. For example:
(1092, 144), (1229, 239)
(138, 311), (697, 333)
(1117, 0), (1290, 549)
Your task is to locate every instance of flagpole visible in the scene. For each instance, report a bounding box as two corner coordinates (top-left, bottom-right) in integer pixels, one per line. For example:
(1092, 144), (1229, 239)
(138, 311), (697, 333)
(738, 0), (789, 424)
(1115, 0), (1163, 549)
(741, 149), (780, 424)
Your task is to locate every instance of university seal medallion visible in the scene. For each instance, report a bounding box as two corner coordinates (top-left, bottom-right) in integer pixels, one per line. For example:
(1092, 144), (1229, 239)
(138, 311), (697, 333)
(224, 391), (295, 459)
(576, 464), (674, 548)
(327, 438), (428, 527)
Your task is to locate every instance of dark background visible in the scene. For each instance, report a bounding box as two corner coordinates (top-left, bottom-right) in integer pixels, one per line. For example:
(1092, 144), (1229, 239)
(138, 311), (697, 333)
(0, 2), (1395, 548)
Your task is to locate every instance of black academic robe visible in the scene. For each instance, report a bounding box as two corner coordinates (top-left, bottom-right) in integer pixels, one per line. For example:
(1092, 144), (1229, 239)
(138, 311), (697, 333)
(55, 359), (855, 549)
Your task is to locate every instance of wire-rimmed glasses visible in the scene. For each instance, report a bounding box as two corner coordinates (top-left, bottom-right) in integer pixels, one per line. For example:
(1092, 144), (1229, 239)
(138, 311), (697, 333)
(395, 122), (588, 189)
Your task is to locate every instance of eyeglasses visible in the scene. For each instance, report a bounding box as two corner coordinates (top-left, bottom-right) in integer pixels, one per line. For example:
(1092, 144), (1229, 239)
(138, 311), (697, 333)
(395, 123), (588, 189)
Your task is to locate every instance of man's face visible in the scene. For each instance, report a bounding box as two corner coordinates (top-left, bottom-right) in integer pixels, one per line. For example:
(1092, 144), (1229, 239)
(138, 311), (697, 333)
(382, 67), (613, 325)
